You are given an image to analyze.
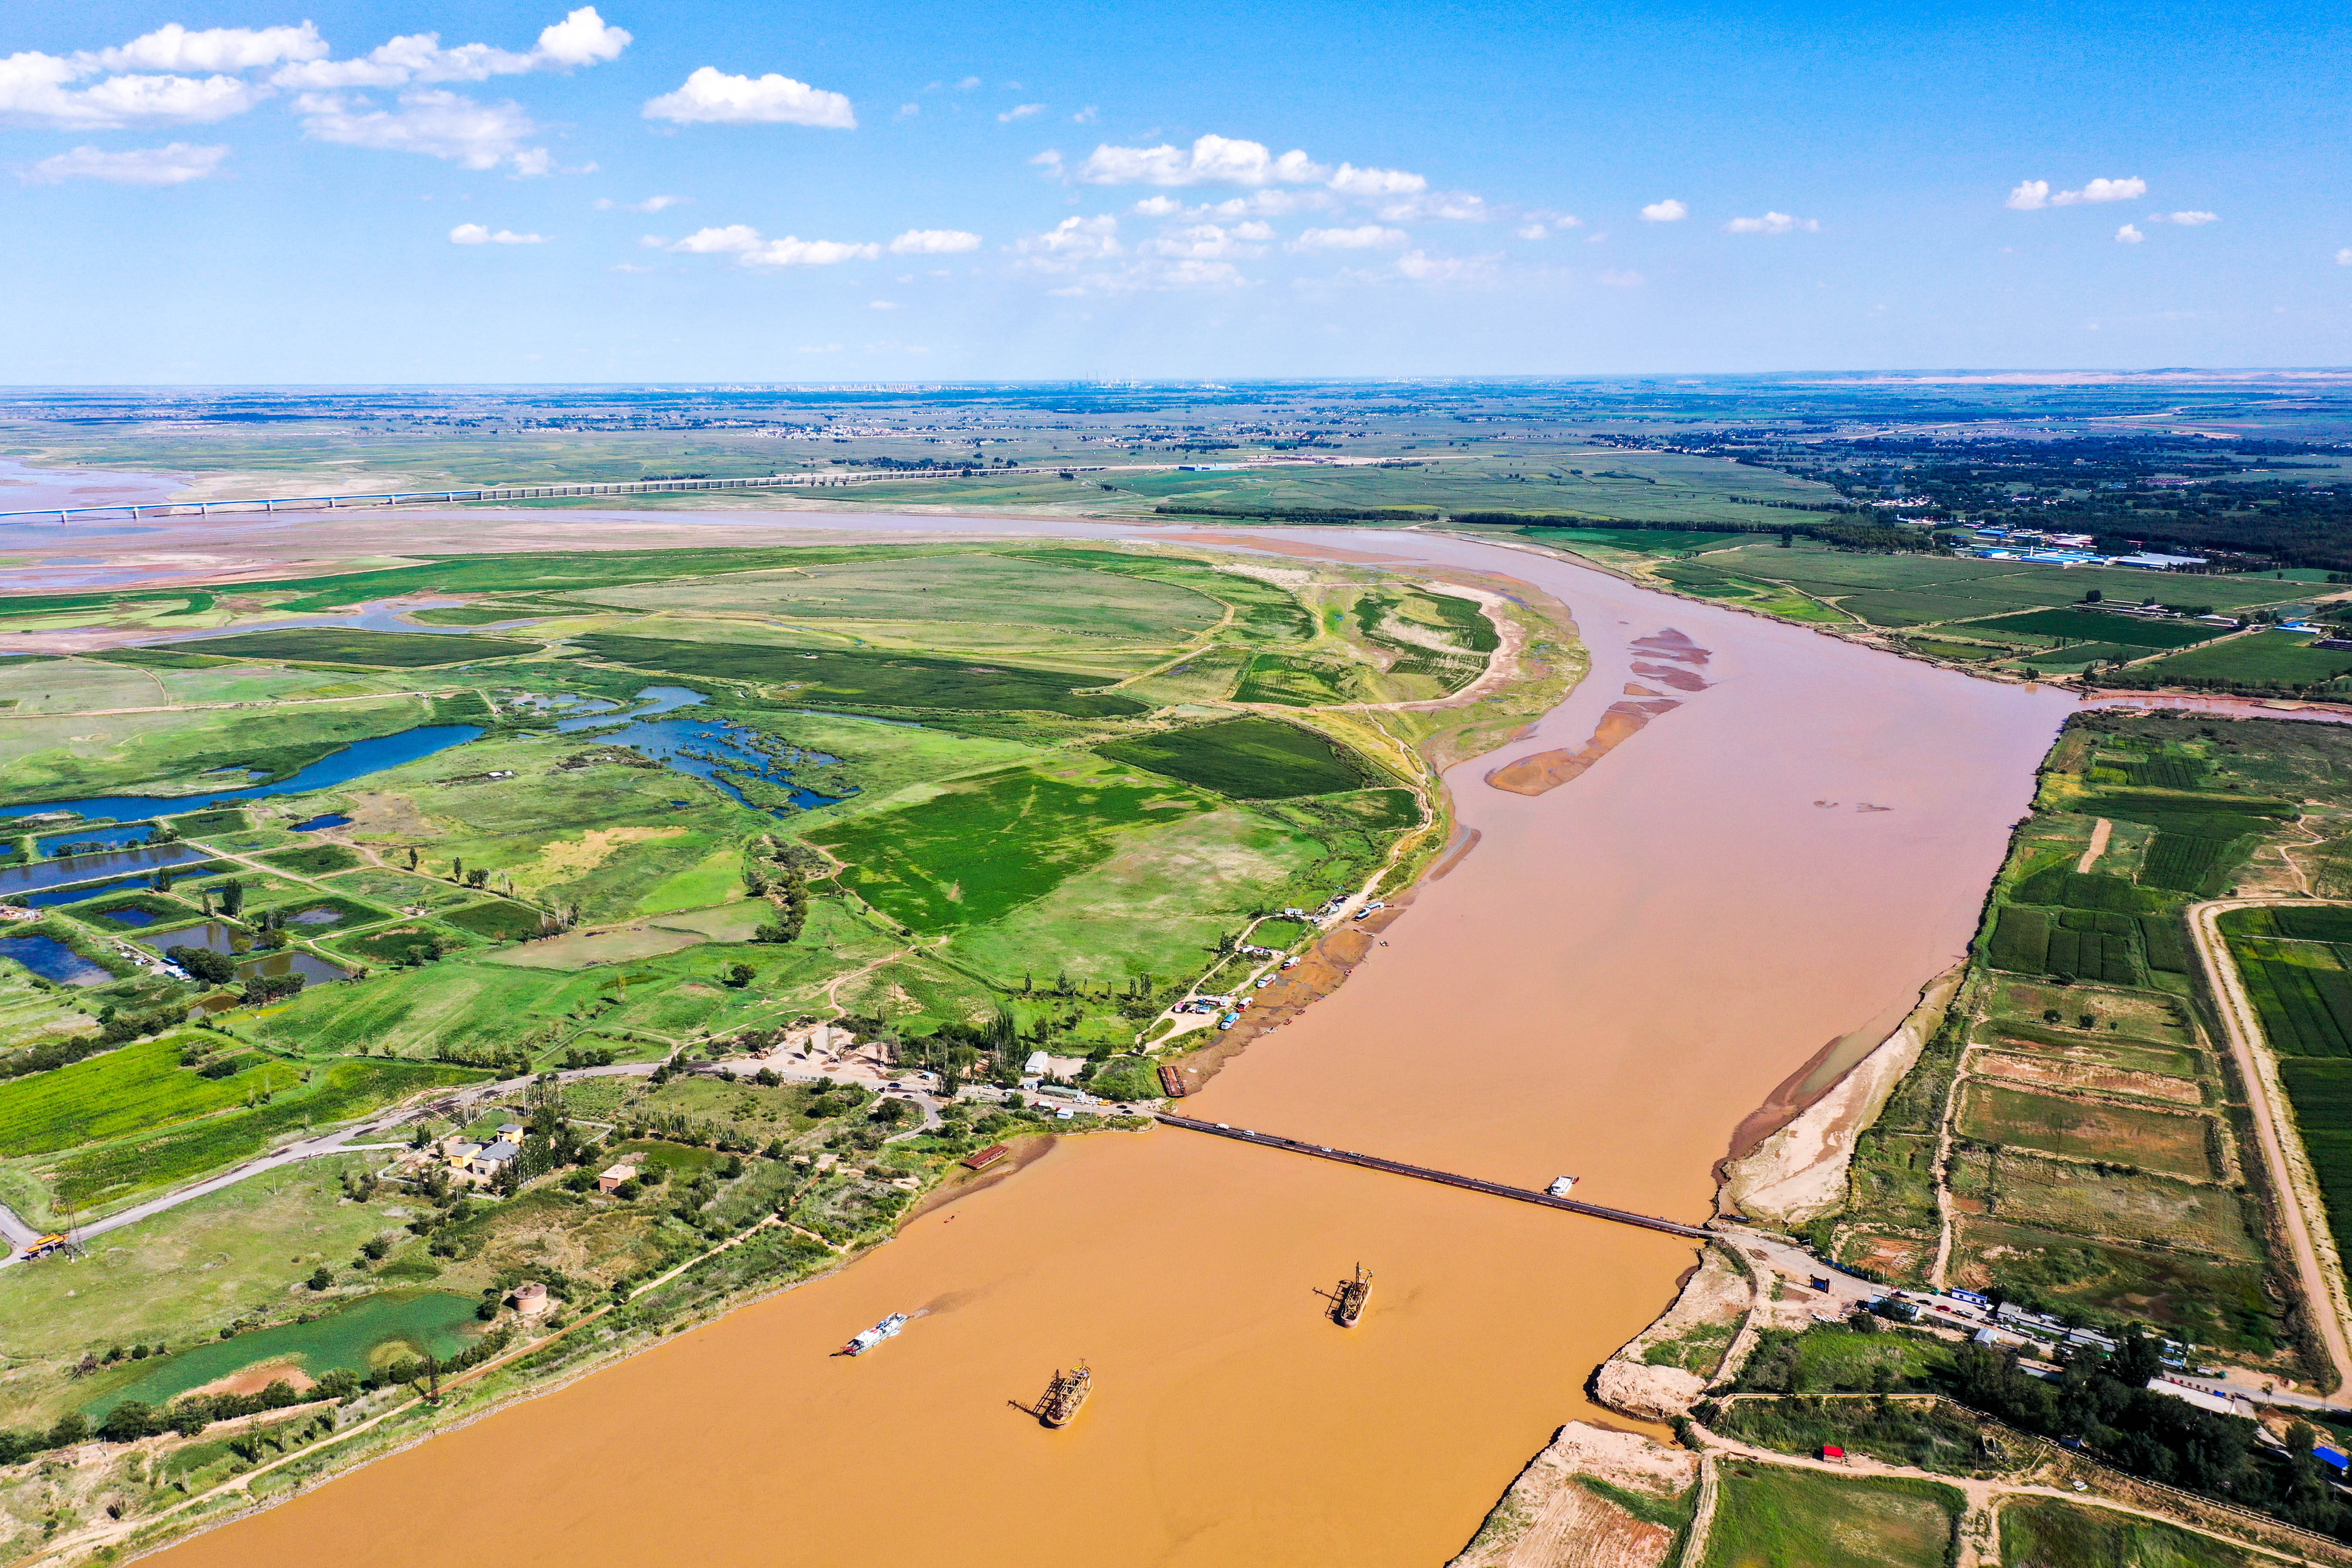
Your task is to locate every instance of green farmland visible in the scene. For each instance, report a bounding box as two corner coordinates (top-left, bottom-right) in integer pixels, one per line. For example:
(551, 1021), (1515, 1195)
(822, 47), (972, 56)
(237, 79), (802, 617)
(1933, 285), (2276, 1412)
(1699, 1464), (1959, 1568)
(189, 629), (544, 667)
(2129, 631), (2352, 687)
(574, 632), (1148, 717)
(1096, 715), (1376, 798)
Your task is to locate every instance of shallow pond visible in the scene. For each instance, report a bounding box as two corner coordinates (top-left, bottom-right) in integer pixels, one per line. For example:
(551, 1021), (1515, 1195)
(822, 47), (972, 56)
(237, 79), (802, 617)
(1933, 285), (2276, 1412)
(0, 843), (209, 898)
(292, 813), (352, 833)
(0, 933), (112, 985)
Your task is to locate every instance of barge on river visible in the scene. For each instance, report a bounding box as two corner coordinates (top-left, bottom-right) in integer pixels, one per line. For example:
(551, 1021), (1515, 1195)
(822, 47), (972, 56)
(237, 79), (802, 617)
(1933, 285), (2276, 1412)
(1038, 1363), (1091, 1428)
(1332, 1264), (1372, 1327)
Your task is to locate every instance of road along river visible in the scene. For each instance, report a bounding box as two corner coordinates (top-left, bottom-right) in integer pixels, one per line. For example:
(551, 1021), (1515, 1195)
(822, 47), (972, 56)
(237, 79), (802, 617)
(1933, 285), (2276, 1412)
(154, 523), (2074, 1568)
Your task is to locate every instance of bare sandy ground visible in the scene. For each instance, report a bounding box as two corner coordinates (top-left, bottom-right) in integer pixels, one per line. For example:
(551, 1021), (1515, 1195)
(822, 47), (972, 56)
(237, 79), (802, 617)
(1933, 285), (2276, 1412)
(1448, 1422), (1697, 1568)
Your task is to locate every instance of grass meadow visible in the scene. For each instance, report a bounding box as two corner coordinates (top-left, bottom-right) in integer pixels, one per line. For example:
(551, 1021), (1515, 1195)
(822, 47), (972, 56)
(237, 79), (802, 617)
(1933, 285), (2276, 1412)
(1699, 1464), (1958, 1568)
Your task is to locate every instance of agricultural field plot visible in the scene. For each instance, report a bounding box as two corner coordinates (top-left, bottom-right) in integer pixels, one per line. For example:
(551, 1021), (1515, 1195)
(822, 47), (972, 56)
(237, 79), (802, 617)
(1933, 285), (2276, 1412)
(1698, 1464), (1958, 1568)
(2222, 935), (2352, 1056)
(0, 964), (93, 1042)
(1654, 543), (2305, 628)
(1950, 1217), (2280, 1349)
(2277, 1058), (2352, 1261)
(1949, 1148), (2257, 1257)
(2130, 631), (2352, 686)
(322, 867), (477, 908)
(1096, 715), (1376, 798)
(258, 842), (364, 876)
(1233, 652), (1365, 705)
(1996, 1496), (2267, 1568)
(329, 920), (476, 966)
(810, 758), (1218, 934)
(576, 551), (1229, 648)
(188, 629), (543, 667)
(1972, 1049), (2205, 1105)
(0, 1034), (275, 1158)
(247, 892), (392, 934)
(31, 1058), (487, 1216)
(1959, 608), (2220, 648)
(575, 632), (1146, 718)
(1955, 1082), (2216, 1179)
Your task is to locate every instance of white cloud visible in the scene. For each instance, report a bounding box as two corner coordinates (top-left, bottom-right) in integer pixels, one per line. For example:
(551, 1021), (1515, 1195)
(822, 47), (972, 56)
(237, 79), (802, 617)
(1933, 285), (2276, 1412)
(1598, 267), (1644, 287)
(2338, 248), (2352, 266)
(1518, 223), (1550, 239)
(643, 66), (855, 128)
(1391, 249), (1497, 284)
(1016, 214), (1121, 259)
(898, 102), (918, 117)
(595, 193), (686, 212)
(997, 103), (1043, 122)
(1131, 194), (1181, 217)
(610, 262), (653, 273)
(796, 343), (844, 353)
(1044, 257), (1248, 295)
(297, 89), (550, 173)
(869, 299), (897, 309)
(1638, 198), (1686, 222)
(1077, 133), (1324, 187)
(274, 8), (629, 89)
(0, 52), (268, 129)
(956, 76), (981, 90)
(450, 223), (547, 244)
(84, 23), (327, 74)
(2013, 175), (2147, 210)
(1071, 105), (1097, 124)
(1292, 224), (1409, 251)
(1724, 211), (1818, 234)
(665, 224), (878, 265)
(2115, 223), (2144, 244)
(19, 141), (229, 185)
(1375, 190), (1487, 222)
(1141, 222), (1266, 259)
(889, 228), (982, 254)
(1328, 162), (1426, 197)
(2055, 176), (2144, 205)
(2150, 210), (2218, 225)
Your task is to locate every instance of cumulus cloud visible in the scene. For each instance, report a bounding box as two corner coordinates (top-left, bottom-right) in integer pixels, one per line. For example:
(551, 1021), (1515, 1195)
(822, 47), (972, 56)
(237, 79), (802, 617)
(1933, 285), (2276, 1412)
(1043, 257), (1249, 295)
(2150, 210), (2218, 225)
(1327, 162), (1426, 197)
(297, 89), (550, 173)
(273, 7), (629, 89)
(1392, 249), (1496, 284)
(997, 103), (1043, 122)
(1071, 105), (1097, 123)
(83, 22), (327, 74)
(665, 224), (878, 265)
(0, 51), (267, 129)
(19, 141), (229, 185)
(1015, 214), (1122, 260)
(643, 66), (855, 128)
(1724, 211), (1818, 234)
(1131, 194), (1181, 217)
(2011, 175), (2147, 210)
(2338, 248), (2352, 266)
(450, 223), (546, 243)
(1139, 222), (1268, 259)
(1638, 198), (1686, 222)
(888, 228), (982, 254)
(595, 193), (686, 212)
(1292, 224), (1409, 251)
(2115, 223), (2144, 244)
(1076, 134), (1323, 187)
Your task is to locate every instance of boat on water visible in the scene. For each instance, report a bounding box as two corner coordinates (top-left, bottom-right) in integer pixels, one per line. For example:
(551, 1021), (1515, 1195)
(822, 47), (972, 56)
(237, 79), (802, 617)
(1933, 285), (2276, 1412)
(840, 1312), (908, 1356)
(1333, 1263), (1372, 1327)
(1038, 1363), (1091, 1427)
(1547, 1174), (1580, 1197)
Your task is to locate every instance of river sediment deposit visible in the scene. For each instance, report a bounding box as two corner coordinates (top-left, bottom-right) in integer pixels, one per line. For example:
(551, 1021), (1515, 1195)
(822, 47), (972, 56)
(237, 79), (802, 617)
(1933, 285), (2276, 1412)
(145, 521), (2073, 1568)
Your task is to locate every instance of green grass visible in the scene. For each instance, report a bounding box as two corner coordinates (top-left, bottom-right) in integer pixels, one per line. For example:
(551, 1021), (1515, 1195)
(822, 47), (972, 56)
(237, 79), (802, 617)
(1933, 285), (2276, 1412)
(168, 808), (248, 836)
(407, 605), (539, 625)
(258, 843), (363, 876)
(1962, 608), (2218, 648)
(250, 891), (389, 934)
(574, 632), (1146, 717)
(187, 629), (543, 667)
(74, 892), (204, 930)
(1997, 1495), (2265, 1567)
(812, 761), (1213, 933)
(49, 1059), (488, 1209)
(1954, 1217), (2278, 1348)
(2228, 937), (2352, 1057)
(1232, 652), (1359, 705)
(442, 898), (555, 940)
(328, 922), (470, 964)
(1713, 1396), (1997, 1476)
(1096, 716), (1372, 798)
(1700, 1464), (1958, 1568)
(2278, 1059), (2352, 1262)
(2131, 631), (2352, 686)
(86, 1290), (484, 1416)
(1958, 1082), (2214, 1178)
(0, 1035), (273, 1158)
(83, 647), (240, 670)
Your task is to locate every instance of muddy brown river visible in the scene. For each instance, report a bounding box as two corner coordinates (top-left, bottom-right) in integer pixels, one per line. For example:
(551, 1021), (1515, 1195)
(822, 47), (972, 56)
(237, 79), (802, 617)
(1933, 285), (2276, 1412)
(158, 526), (2073, 1568)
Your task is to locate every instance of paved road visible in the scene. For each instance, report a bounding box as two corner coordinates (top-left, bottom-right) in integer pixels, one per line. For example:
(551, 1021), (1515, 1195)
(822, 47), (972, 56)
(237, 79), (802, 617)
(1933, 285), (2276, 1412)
(2187, 897), (2352, 1395)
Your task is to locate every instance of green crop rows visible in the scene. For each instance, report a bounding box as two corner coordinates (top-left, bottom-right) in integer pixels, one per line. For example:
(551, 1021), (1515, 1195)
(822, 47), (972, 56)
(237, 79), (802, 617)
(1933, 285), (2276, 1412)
(575, 632), (1145, 717)
(191, 629), (542, 667)
(1096, 716), (1373, 799)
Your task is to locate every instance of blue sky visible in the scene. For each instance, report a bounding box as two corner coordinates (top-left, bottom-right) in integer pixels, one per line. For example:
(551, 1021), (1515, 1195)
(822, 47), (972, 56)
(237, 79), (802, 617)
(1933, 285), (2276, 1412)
(4, 0), (2348, 381)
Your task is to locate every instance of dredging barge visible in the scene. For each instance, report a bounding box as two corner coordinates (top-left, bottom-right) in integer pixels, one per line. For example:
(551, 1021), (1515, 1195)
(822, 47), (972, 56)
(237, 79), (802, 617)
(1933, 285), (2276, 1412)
(1333, 1264), (1372, 1327)
(1038, 1363), (1091, 1428)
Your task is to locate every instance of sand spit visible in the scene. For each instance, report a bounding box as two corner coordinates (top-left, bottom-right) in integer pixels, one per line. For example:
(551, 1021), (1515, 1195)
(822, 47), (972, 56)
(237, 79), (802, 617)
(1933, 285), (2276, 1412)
(1717, 966), (1965, 1228)
(1484, 700), (1680, 796)
(1592, 1245), (1756, 1421)
(1446, 1422), (1697, 1568)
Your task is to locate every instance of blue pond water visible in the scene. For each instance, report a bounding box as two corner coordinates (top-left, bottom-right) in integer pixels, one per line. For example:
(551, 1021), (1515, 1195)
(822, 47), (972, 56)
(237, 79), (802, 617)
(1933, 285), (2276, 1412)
(139, 921), (351, 984)
(0, 725), (486, 824)
(0, 843), (209, 898)
(23, 875), (153, 909)
(0, 934), (112, 986)
(293, 813), (352, 832)
(35, 826), (159, 854)
(557, 687), (848, 814)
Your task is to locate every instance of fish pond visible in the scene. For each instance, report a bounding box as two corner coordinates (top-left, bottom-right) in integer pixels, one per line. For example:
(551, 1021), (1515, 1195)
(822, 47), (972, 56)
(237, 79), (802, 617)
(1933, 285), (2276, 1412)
(85, 1290), (484, 1417)
(0, 724), (487, 824)
(0, 933), (113, 985)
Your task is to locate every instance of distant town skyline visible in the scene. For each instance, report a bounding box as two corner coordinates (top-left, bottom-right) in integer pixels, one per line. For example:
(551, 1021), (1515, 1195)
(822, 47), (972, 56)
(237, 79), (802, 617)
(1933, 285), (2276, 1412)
(5, 0), (2347, 381)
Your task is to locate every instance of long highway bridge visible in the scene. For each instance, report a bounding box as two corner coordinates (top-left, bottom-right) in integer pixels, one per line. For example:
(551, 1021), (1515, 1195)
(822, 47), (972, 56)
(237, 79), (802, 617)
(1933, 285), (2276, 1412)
(1155, 1113), (1713, 1240)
